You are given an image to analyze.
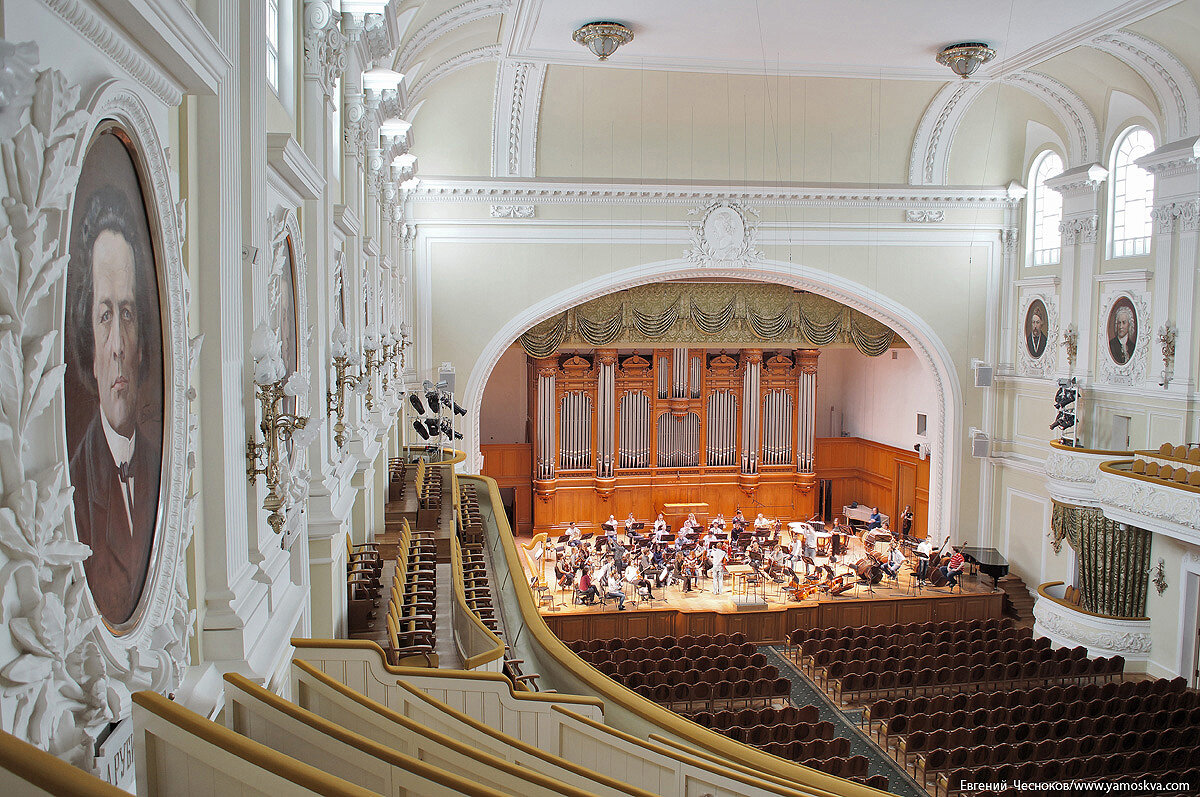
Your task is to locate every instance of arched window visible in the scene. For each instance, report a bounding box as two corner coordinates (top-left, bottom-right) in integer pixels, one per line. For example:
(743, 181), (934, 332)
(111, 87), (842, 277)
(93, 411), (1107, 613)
(1028, 151), (1063, 266)
(266, 0), (280, 92)
(1109, 127), (1156, 258)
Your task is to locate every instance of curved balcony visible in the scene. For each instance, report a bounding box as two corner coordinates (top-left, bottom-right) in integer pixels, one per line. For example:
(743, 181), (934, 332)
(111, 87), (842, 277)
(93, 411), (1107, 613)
(1032, 581), (1150, 662)
(1044, 440), (1130, 506)
(1096, 460), (1200, 547)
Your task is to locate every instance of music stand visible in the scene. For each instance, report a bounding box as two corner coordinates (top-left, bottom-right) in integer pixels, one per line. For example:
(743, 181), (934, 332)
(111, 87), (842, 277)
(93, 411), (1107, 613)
(909, 552), (928, 595)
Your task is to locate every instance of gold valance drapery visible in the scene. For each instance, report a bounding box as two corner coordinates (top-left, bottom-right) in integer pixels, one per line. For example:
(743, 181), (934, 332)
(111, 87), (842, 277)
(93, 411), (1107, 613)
(1050, 501), (1151, 619)
(518, 283), (898, 359)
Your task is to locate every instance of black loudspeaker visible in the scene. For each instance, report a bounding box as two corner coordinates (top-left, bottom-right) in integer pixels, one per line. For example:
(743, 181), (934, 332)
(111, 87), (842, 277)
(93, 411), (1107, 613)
(818, 479), (833, 522)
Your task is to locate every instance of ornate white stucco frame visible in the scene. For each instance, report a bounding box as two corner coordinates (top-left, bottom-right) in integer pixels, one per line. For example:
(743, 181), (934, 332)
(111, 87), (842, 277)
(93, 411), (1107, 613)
(0, 72), (198, 765)
(1096, 277), (1152, 386)
(1016, 288), (1060, 378)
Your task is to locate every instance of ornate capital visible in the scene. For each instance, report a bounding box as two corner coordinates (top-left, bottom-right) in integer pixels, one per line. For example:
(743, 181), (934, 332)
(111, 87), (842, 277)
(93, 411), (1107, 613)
(1151, 199), (1200, 234)
(594, 349), (618, 366)
(535, 357), (558, 378)
(1001, 228), (1019, 255)
(742, 348), (763, 365)
(1059, 215), (1098, 246)
(796, 348), (820, 375)
(303, 2), (347, 101)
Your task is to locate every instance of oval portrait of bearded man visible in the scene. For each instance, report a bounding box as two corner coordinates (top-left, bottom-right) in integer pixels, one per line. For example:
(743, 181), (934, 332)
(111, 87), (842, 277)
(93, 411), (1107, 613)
(64, 125), (165, 630)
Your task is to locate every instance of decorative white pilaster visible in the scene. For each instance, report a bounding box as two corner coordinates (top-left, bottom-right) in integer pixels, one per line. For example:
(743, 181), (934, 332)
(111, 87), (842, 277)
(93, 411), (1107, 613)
(1048, 164), (1107, 383)
(1140, 137), (1200, 393)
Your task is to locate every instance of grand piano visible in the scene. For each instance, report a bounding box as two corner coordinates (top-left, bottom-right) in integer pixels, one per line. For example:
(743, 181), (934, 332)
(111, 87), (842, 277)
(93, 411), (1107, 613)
(959, 546), (1009, 591)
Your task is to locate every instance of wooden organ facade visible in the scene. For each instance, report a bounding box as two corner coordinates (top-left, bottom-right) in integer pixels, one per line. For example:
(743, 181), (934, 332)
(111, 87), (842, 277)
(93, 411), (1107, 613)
(530, 347), (822, 533)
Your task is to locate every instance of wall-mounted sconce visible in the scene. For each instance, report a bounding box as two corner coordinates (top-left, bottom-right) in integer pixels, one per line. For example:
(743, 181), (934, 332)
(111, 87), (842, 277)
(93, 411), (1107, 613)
(326, 323), (360, 449)
(1158, 322), (1177, 388)
(1061, 324), (1078, 372)
(1152, 558), (1168, 595)
(362, 324), (380, 412)
(247, 324), (311, 537)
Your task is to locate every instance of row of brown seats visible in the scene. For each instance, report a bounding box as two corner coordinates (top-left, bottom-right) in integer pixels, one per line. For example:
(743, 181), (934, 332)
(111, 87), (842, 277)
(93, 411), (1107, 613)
(458, 483), (483, 538)
(689, 704), (819, 729)
(569, 632), (748, 654)
(835, 653), (1122, 704)
(863, 677), (1192, 736)
(1156, 442), (1200, 462)
(805, 634), (1037, 675)
(816, 635), (1052, 687)
(787, 617), (1011, 652)
(419, 463), (442, 510)
(717, 718), (836, 747)
(1131, 457), (1200, 486)
(615, 663), (780, 687)
(901, 720), (1200, 776)
(348, 521), (438, 665)
(629, 674), (790, 710)
(798, 625), (1030, 667)
(577, 641), (759, 665)
(595, 652), (767, 677)
(387, 457), (407, 503)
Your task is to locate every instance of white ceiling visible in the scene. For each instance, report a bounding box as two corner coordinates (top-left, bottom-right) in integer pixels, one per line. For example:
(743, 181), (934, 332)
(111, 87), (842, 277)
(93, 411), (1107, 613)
(505, 0), (1185, 80)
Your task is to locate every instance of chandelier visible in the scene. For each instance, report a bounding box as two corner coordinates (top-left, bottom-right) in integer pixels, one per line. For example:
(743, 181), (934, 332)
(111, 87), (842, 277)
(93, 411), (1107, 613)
(572, 21), (634, 61)
(935, 42), (996, 79)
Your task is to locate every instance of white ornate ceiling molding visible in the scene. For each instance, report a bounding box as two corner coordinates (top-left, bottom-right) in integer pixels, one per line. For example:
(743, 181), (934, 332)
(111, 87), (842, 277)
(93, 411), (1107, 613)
(405, 46), (501, 116)
(411, 177), (1018, 208)
(1002, 72), (1099, 167)
(491, 60), (545, 178)
(1096, 468), (1200, 549)
(1033, 593), (1151, 660)
(266, 134), (324, 201)
(489, 204), (535, 218)
(1136, 136), (1200, 181)
(45, 0), (228, 105)
(1090, 31), (1199, 140)
(909, 80), (987, 185)
(391, 0), (509, 74)
(910, 70), (1098, 185)
(0, 68), (199, 766)
(905, 210), (945, 223)
(460, 259), (963, 541)
(303, 1), (348, 102)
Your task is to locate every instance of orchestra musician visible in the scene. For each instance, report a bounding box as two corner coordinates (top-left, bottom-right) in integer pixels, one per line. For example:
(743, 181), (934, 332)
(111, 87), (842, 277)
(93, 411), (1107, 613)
(789, 531), (805, 574)
(690, 546), (710, 579)
(709, 543), (728, 594)
(672, 550), (693, 592)
(882, 542), (905, 579)
(754, 513), (771, 534)
(653, 512), (668, 542)
(804, 523), (818, 571)
(567, 522), (582, 546)
(576, 565), (598, 605)
(680, 513), (701, 539)
(624, 562), (655, 600)
(604, 567), (627, 610)
(765, 544), (789, 582)
(746, 538), (763, 566)
(900, 505), (914, 539)
(867, 507), (883, 530)
(939, 547), (965, 588)
(915, 535), (934, 581)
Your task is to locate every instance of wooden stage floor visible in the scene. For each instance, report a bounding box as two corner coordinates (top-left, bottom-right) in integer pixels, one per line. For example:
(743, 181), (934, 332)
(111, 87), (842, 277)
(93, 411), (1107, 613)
(516, 535), (1005, 644)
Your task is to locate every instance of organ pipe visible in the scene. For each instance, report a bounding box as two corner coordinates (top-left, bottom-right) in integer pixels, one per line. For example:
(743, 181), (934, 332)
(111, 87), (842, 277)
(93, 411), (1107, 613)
(596, 350), (616, 477)
(797, 349), (819, 473)
(535, 359), (556, 480)
(741, 350), (761, 474)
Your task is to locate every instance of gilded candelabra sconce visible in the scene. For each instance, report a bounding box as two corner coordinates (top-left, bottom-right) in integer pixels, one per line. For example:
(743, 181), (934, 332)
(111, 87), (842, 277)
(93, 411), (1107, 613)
(1158, 323), (1177, 388)
(1152, 558), (1168, 595)
(362, 325), (380, 412)
(1061, 324), (1078, 372)
(247, 323), (312, 538)
(326, 323), (361, 449)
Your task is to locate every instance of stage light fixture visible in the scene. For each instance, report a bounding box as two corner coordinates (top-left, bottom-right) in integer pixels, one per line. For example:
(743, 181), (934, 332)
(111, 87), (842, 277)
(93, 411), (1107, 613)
(1054, 384), (1076, 409)
(453, 402), (467, 417)
(408, 393), (426, 415)
(1050, 411), (1075, 431)
(412, 419), (429, 439)
(424, 418), (440, 436)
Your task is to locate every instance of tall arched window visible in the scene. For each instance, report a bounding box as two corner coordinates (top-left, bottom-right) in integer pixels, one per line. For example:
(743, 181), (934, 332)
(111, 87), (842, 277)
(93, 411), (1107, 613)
(1029, 151), (1063, 266)
(1109, 127), (1156, 258)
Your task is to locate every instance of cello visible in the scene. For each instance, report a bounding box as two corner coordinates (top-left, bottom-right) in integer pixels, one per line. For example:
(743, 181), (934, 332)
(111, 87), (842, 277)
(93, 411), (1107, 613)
(927, 536), (953, 587)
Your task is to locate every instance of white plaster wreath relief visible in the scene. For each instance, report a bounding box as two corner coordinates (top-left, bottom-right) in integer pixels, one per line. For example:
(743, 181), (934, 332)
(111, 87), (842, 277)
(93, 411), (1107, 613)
(0, 60), (198, 767)
(1017, 291), (1059, 378)
(1096, 288), (1151, 385)
(685, 200), (763, 268)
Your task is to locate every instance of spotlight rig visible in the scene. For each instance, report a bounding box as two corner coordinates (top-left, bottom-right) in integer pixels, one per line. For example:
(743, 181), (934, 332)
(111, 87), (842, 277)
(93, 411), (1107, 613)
(1051, 378), (1080, 446)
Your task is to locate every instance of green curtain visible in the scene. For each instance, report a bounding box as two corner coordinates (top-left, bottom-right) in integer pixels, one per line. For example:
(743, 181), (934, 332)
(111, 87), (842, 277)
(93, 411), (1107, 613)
(1050, 501), (1150, 618)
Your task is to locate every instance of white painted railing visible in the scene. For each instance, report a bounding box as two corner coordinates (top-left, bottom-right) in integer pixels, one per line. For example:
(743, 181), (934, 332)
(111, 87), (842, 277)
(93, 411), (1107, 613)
(1033, 581), (1151, 662)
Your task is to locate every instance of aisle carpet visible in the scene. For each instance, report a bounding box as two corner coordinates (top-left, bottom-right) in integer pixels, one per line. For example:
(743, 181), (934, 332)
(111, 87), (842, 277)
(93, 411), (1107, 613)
(760, 645), (926, 797)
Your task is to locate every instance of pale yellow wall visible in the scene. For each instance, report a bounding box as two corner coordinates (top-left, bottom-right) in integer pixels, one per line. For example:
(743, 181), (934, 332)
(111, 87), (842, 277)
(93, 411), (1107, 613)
(410, 61), (495, 176)
(947, 84), (1067, 185)
(536, 69), (939, 184)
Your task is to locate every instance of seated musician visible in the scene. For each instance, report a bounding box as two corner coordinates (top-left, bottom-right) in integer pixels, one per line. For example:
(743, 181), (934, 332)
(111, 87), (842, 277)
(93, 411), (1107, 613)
(710, 513), (726, 530)
(915, 536), (934, 581)
(653, 512), (668, 541)
(672, 550), (693, 592)
(576, 565), (598, 605)
(753, 513), (770, 533)
(624, 512), (637, 533)
(882, 542), (905, 579)
(680, 513), (701, 537)
(690, 545), (710, 579)
(732, 508), (746, 530)
(604, 568), (627, 610)
(867, 507), (883, 530)
(624, 561), (655, 600)
(746, 538), (763, 566)
(765, 545), (789, 582)
(939, 547), (965, 588)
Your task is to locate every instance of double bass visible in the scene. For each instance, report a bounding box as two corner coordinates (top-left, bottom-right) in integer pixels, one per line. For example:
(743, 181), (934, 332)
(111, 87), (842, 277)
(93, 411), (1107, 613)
(927, 536), (954, 587)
